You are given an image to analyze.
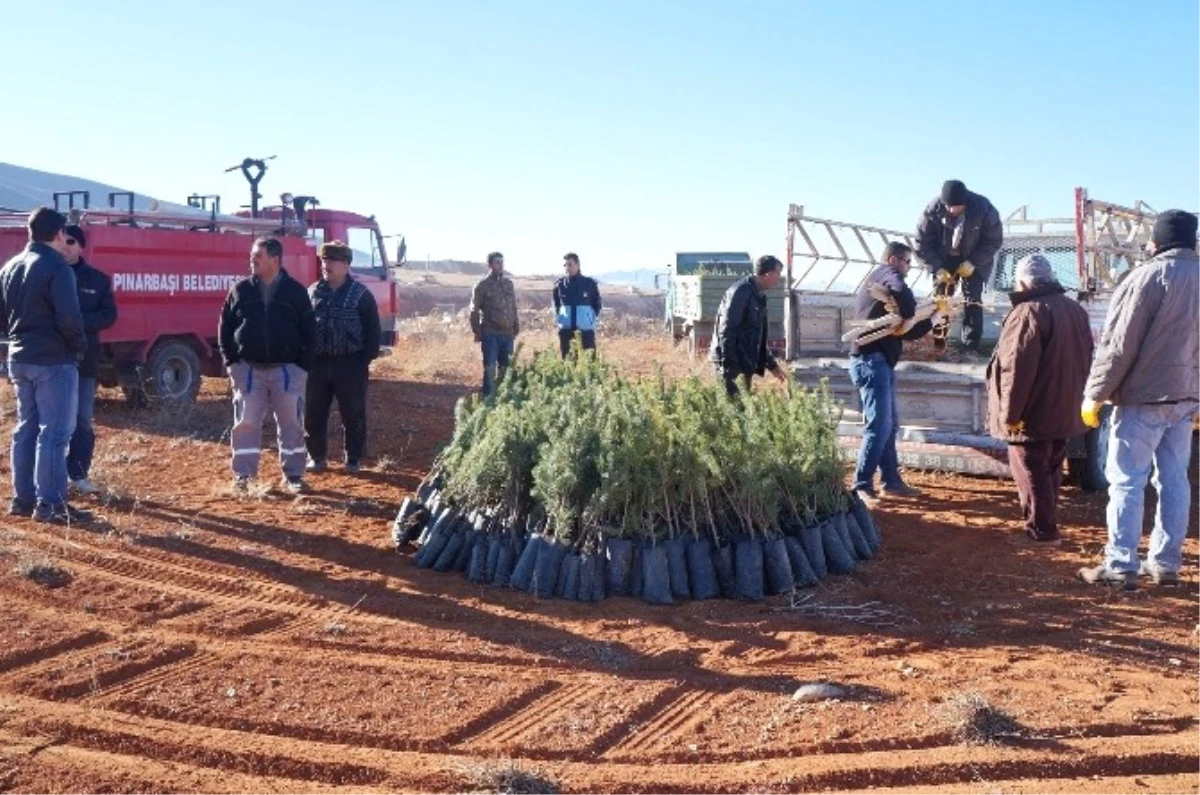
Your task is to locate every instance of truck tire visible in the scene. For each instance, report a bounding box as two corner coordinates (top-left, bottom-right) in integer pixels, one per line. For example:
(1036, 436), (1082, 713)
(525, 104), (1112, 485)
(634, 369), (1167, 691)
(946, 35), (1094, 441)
(140, 340), (203, 405)
(1069, 405), (1112, 492)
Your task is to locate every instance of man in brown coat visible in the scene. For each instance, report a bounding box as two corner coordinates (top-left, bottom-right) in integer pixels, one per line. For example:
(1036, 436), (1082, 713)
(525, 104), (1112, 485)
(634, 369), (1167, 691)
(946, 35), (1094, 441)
(986, 254), (1094, 545)
(469, 252), (520, 396)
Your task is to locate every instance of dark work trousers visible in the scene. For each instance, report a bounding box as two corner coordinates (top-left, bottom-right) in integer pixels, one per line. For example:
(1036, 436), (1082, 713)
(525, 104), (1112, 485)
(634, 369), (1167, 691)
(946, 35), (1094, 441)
(935, 272), (985, 350)
(1007, 438), (1068, 541)
(558, 329), (596, 358)
(305, 356), (369, 464)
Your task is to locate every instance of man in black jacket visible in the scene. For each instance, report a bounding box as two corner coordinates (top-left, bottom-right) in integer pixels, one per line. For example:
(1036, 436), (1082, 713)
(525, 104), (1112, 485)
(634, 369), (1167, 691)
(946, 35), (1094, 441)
(915, 179), (1003, 353)
(304, 241), (381, 474)
(553, 252), (602, 357)
(709, 255), (788, 396)
(849, 242), (940, 505)
(62, 225), (117, 496)
(0, 208), (89, 523)
(218, 237), (316, 493)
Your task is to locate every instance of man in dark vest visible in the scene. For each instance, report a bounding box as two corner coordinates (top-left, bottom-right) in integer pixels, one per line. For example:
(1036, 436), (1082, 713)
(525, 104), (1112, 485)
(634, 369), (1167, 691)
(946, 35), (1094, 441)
(553, 252), (602, 357)
(304, 241), (381, 473)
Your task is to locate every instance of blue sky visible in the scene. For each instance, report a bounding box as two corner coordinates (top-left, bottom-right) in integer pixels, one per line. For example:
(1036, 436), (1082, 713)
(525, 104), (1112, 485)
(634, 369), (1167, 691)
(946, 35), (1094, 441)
(5, 0), (1197, 274)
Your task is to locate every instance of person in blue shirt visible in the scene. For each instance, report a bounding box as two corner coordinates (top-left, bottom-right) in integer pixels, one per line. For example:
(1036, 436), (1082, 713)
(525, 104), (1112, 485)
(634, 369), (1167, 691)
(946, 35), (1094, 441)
(552, 252), (601, 358)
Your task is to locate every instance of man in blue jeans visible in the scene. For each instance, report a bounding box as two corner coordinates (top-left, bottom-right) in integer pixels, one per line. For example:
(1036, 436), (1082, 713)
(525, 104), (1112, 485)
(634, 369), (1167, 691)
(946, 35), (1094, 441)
(62, 225), (117, 496)
(469, 252), (520, 396)
(849, 241), (940, 506)
(1078, 210), (1199, 590)
(0, 208), (89, 524)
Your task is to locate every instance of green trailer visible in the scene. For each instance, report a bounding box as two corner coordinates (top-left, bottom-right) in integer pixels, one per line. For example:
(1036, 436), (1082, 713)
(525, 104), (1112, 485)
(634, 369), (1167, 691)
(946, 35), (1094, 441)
(664, 253), (787, 357)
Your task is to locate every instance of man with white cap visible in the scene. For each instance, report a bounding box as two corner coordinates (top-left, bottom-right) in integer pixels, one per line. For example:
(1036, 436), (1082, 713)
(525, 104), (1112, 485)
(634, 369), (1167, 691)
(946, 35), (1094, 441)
(986, 254), (1093, 545)
(1077, 210), (1199, 589)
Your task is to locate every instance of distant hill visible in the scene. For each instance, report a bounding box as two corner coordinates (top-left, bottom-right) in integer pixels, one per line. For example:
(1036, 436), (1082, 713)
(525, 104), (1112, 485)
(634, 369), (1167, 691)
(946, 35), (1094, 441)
(403, 259), (488, 276)
(0, 161), (208, 217)
(595, 268), (665, 290)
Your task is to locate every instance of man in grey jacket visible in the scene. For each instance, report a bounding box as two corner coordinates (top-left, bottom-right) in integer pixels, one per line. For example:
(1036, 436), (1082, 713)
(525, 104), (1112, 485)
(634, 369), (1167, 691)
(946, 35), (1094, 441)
(0, 208), (89, 524)
(915, 180), (1004, 354)
(1077, 210), (1199, 590)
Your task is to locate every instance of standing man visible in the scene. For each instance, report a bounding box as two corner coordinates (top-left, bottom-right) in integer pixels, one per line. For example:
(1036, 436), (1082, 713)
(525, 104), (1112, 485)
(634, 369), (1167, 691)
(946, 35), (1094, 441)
(849, 242), (939, 505)
(304, 241), (381, 474)
(986, 254), (1093, 546)
(62, 225), (117, 496)
(709, 254), (788, 397)
(1077, 210), (1199, 589)
(0, 208), (89, 523)
(218, 237), (316, 494)
(469, 251), (519, 396)
(915, 179), (1004, 354)
(553, 252), (602, 357)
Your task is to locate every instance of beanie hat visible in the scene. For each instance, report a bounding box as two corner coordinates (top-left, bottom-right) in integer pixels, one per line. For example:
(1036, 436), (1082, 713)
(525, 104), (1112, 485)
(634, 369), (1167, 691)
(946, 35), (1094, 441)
(64, 224), (87, 248)
(1015, 253), (1057, 287)
(940, 180), (968, 206)
(319, 240), (353, 263)
(1151, 209), (1198, 253)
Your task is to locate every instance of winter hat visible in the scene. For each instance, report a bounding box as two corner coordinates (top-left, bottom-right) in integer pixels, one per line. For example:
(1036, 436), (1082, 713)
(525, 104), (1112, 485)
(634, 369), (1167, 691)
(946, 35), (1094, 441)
(64, 224), (87, 248)
(319, 240), (353, 263)
(940, 180), (968, 206)
(1151, 209), (1198, 253)
(1015, 253), (1056, 287)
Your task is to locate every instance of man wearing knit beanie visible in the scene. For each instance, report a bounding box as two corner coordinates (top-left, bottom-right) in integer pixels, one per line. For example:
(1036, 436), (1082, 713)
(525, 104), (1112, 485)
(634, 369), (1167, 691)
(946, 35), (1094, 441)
(1078, 210), (1199, 590)
(915, 179), (1004, 355)
(986, 254), (1093, 546)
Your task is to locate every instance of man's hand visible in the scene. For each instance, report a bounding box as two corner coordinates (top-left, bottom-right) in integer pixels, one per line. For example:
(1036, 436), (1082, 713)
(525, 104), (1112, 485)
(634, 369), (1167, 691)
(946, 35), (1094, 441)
(473, 334), (482, 344)
(1005, 420), (1025, 435)
(1081, 399), (1103, 429)
(955, 262), (975, 279)
(771, 366), (787, 383)
(935, 269), (954, 285)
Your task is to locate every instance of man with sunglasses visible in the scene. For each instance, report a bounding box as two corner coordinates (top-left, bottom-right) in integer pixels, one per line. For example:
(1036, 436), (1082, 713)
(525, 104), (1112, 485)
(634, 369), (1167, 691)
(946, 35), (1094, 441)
(552, 252), (601, 358)
(62, 225), (117, 496)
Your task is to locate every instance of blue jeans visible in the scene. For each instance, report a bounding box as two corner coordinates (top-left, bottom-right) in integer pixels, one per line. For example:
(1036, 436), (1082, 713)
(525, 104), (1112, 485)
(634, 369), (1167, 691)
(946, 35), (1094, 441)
(9, 362), (79, 507)
(850, 352), (902, 492)
(1104, 402), (1198, 575)
(480, 333), (514, 397)
(67, 376), (97, 481)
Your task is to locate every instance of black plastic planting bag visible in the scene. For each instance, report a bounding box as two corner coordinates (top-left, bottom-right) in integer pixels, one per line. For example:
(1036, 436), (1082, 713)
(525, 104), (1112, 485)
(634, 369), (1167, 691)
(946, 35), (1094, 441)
(452, 529), (479, 571)
(414, 517), (452, 568)
(577, 553), (595, 602)
(711, 543), (735, 597)
(734, 538), (765, 601)
(665, 537), (691, 599)
(509, 534), (543, 591)
(832, 513), (857, 559)
(561, 554), (582, 601)
(784, 536), (818, 587)
(491, 540), (515, 588)
(391, 497), (426, 547)
(466, 536), (488, 583)
(763, 537), (795, 595)
(630, 543), (644, 597)
(484, 536), (502, 583)
(844, 511), (874, 560)
(590, 552), (606, 601)
(848, 491), (881, 552)
(433, 526), (466, 572)
(605, 538), (634, 596)
(822, 520), (857, 574)
(800, 522), (827, 580)
(641, 543), (673, 605)
(687, 538), (720, 600)
(531, 539), (567, 598)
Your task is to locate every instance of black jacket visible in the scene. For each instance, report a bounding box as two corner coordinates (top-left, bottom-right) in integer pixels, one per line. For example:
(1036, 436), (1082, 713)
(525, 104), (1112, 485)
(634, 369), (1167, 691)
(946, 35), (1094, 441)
(72, 258), (118, 378)
(851, 264), (932, 368)
(709, 275), (778, 377)
(218, 269), (316, 370)
(310, 277), (381, 363)
(915, 191), (1004, 281)
(0, 242), (87, 366)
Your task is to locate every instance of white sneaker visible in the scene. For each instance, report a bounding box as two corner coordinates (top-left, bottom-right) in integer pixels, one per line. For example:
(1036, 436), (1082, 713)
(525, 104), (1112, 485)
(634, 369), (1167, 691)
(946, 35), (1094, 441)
(70, 478), (99, 495)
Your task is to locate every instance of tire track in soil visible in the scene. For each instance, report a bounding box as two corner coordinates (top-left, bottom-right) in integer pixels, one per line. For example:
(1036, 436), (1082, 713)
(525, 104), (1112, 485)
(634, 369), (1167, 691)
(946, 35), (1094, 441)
(0, 630), (110, 675)
(597, 686), (719, 760)
(453, 681), (606, 750)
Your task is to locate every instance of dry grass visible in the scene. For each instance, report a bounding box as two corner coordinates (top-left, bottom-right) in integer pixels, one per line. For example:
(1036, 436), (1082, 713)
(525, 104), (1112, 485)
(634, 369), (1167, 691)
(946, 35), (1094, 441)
(457, 759), (559, 795)
(937, 692), (1023, 745)
(13, 554), (72, 589)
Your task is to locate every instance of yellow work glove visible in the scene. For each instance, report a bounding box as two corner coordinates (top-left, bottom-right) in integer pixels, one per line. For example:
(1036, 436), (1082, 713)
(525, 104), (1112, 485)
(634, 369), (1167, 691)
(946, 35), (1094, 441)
(955, 262), (975, 279)
(1081, 399), (1102, 429)
(935, 268), (954, 285)
(1005, 420), (1025, 435)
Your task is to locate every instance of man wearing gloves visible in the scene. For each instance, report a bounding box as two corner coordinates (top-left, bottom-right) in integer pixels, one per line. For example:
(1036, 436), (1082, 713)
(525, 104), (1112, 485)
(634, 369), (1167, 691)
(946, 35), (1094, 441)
(848, 242), (938, 505)
(986, 254), (1093, 546)
(915, 179), (1004, 354)
(552, 252), (602, 357)
(1077, 210), (1199, 589)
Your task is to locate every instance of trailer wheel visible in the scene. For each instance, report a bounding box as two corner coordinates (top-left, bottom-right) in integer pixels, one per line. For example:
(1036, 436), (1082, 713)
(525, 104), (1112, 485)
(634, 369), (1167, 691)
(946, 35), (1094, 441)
(140, 340), (203, 405)
(1069, 405), (1112, 492)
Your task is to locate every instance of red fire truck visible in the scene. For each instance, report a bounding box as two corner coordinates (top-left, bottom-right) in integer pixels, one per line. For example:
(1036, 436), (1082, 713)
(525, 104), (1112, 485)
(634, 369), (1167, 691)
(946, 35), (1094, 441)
(0, 163), (402, 404)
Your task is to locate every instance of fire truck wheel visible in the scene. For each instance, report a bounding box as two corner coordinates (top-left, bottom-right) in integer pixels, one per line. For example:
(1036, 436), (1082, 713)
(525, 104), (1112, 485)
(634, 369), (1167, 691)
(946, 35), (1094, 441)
(142, 340), (202, 404)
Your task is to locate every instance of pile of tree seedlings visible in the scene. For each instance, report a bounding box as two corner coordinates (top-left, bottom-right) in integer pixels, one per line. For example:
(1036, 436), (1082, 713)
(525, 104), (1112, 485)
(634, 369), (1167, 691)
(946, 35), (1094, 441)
(391, 347), (880, 603)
